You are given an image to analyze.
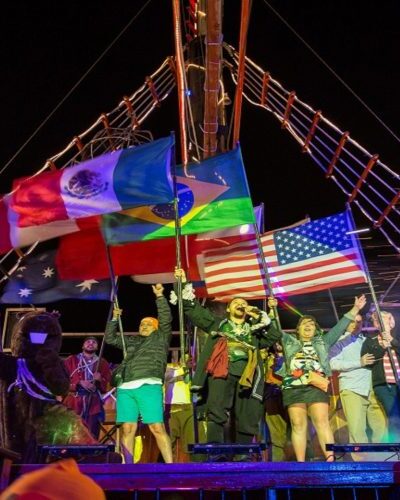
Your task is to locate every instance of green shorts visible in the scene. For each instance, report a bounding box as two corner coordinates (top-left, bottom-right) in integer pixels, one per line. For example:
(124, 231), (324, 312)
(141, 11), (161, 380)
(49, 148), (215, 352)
(116, 384), (164, 424)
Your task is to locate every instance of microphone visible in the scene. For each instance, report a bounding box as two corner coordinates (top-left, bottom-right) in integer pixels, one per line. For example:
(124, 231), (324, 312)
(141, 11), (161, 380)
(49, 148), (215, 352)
(248, 307), (261, 314)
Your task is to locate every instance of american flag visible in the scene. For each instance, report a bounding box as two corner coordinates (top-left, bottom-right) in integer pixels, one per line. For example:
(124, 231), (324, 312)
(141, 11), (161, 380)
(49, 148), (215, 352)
(203, 211), (367, 301)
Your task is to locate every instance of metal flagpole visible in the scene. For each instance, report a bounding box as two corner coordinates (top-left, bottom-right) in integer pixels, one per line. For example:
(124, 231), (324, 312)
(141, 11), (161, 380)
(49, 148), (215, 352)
(171, 132), (186, 365)
(170, 129), (201, 445)
(83, 244), (124, 423)
(252, 222), (282, 329)
(104, 244), (127, 357)
(327, 289), (340, 323)
(259, 203), (268, 316)
(347, 205), (400, 390)
(181, 232), (200, 444)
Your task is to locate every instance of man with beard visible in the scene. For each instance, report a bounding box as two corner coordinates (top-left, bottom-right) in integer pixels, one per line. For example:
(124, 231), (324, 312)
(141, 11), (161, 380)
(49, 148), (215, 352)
(63, 337), (112, 439)
(173, 269), (281, 455)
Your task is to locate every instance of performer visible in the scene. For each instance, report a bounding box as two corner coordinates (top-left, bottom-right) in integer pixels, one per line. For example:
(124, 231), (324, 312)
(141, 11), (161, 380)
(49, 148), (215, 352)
(63, 337), (112, 439)
(329, 314), (387, 455)
(164, 357), (206, 462)
(105, 284), (173, 463)
(361, 311), (400, 441)
(275, 295), (366, 462)
(173, 268), (281, 454)
(0, 311), (96, 463)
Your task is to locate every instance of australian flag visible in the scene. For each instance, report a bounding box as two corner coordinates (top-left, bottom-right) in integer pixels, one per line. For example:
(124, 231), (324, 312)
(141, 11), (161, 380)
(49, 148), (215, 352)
(0, 250), (112, 304)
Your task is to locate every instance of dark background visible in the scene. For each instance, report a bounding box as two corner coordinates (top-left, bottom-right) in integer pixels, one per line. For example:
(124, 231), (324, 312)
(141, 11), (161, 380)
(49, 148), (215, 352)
(0, 1), (399, 357)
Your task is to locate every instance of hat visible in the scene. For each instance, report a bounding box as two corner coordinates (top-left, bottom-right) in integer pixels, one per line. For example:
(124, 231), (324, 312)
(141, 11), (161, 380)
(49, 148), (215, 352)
(0, 458), (105, 500)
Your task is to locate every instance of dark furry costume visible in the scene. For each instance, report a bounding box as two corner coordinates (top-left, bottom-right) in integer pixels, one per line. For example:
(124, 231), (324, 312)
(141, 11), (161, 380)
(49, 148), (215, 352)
(0, 311), (96, 463)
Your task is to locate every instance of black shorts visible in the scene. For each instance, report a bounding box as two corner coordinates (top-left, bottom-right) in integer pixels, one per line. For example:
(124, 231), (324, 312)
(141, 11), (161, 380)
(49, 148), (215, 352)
(282, 385), (329, 407)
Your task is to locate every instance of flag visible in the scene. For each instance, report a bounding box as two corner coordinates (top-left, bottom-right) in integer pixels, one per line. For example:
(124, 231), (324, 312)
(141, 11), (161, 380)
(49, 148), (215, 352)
(0, 136), (174, 255)
(102, 146), (255, 243)
(57, 228), (183, 281)
(131, 219), (261, 289)
(56, 206), (263, 283)
(203, 211), (368, 301)
(0, 196), (88, 256)
(0, 250), (112, 304)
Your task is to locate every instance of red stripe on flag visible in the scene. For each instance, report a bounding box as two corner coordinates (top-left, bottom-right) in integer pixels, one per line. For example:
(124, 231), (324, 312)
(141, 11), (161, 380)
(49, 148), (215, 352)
(212, 276), (367, 302)
(11, 171), (67, 227)
(204, 215), (367, 299)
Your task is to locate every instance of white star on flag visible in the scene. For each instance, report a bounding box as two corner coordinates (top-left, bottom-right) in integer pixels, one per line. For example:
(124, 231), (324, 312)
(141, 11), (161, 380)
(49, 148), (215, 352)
(76, 279), (99, 292)
(42, 267), (55, 278)
(0, 249), (112, 304)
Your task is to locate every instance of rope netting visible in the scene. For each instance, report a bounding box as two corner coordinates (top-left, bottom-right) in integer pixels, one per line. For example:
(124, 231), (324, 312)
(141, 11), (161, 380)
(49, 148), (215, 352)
(45, 57), (176, 169)
(224, 43), (400, 255)
(0, 57), (177, 278)
(2, 44), (400, 291)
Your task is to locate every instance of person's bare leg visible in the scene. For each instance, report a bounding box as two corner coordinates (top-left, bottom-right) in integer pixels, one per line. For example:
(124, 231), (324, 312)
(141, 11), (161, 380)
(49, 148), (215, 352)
(148, 422), (173, 463)
(287, 403), (308, 462)
(120, 422), (137, 464)
(309, 402), (334, 461)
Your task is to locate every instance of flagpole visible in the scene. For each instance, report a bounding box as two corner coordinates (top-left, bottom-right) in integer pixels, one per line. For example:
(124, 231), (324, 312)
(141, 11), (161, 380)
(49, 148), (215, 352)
(347, 204), (400, 389)
(327, 289), (340, 322)
(259, 203), (268, 321)
(83, 245), (123, 423)
(171, 132), (186, 365)
(253, 222), (282, 329)
(103, 245), (127, 358)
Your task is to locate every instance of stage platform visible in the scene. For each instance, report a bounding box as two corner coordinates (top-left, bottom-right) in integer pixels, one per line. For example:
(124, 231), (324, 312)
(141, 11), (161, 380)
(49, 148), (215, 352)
(11, 461), (400, 499)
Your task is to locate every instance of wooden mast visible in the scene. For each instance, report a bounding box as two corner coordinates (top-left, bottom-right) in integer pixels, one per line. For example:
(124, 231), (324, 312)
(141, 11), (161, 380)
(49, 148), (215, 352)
(202, 0), (222, 158)
(232, 0), (252, 148)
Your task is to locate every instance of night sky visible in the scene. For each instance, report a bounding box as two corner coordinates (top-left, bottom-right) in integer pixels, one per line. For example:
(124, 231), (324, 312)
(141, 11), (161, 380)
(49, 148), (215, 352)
(1, 1), (399, 352)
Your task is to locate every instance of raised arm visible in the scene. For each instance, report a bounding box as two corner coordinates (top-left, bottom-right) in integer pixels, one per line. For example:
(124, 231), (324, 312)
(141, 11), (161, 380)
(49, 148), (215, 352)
(173, 268), (219, 333)
(153, 283), (173, 343)
(257, 297), (283, 348)
(104, 307), (125, 350)
(324, 295), (366, 348)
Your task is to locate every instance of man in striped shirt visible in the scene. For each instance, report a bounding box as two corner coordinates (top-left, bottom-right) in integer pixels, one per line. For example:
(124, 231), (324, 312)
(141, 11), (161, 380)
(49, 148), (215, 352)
(361, 311), (400, 442)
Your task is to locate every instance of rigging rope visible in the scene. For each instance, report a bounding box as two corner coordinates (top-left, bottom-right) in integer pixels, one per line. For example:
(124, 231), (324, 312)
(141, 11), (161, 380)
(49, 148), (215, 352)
(224, 43), (400, 255)
(260, 0), (400, 146)
(2, 31), (399, 292)
(0, 56), (177, 278)
(0, 58), (176, 202)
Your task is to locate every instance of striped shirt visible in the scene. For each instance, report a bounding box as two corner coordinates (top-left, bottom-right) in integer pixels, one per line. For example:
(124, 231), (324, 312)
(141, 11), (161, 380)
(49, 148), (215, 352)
(383, 350), (400, 384)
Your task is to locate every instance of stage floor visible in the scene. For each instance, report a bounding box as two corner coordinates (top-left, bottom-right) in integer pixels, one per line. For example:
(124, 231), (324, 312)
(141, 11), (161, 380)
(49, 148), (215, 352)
(13, 460), (400, 498)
